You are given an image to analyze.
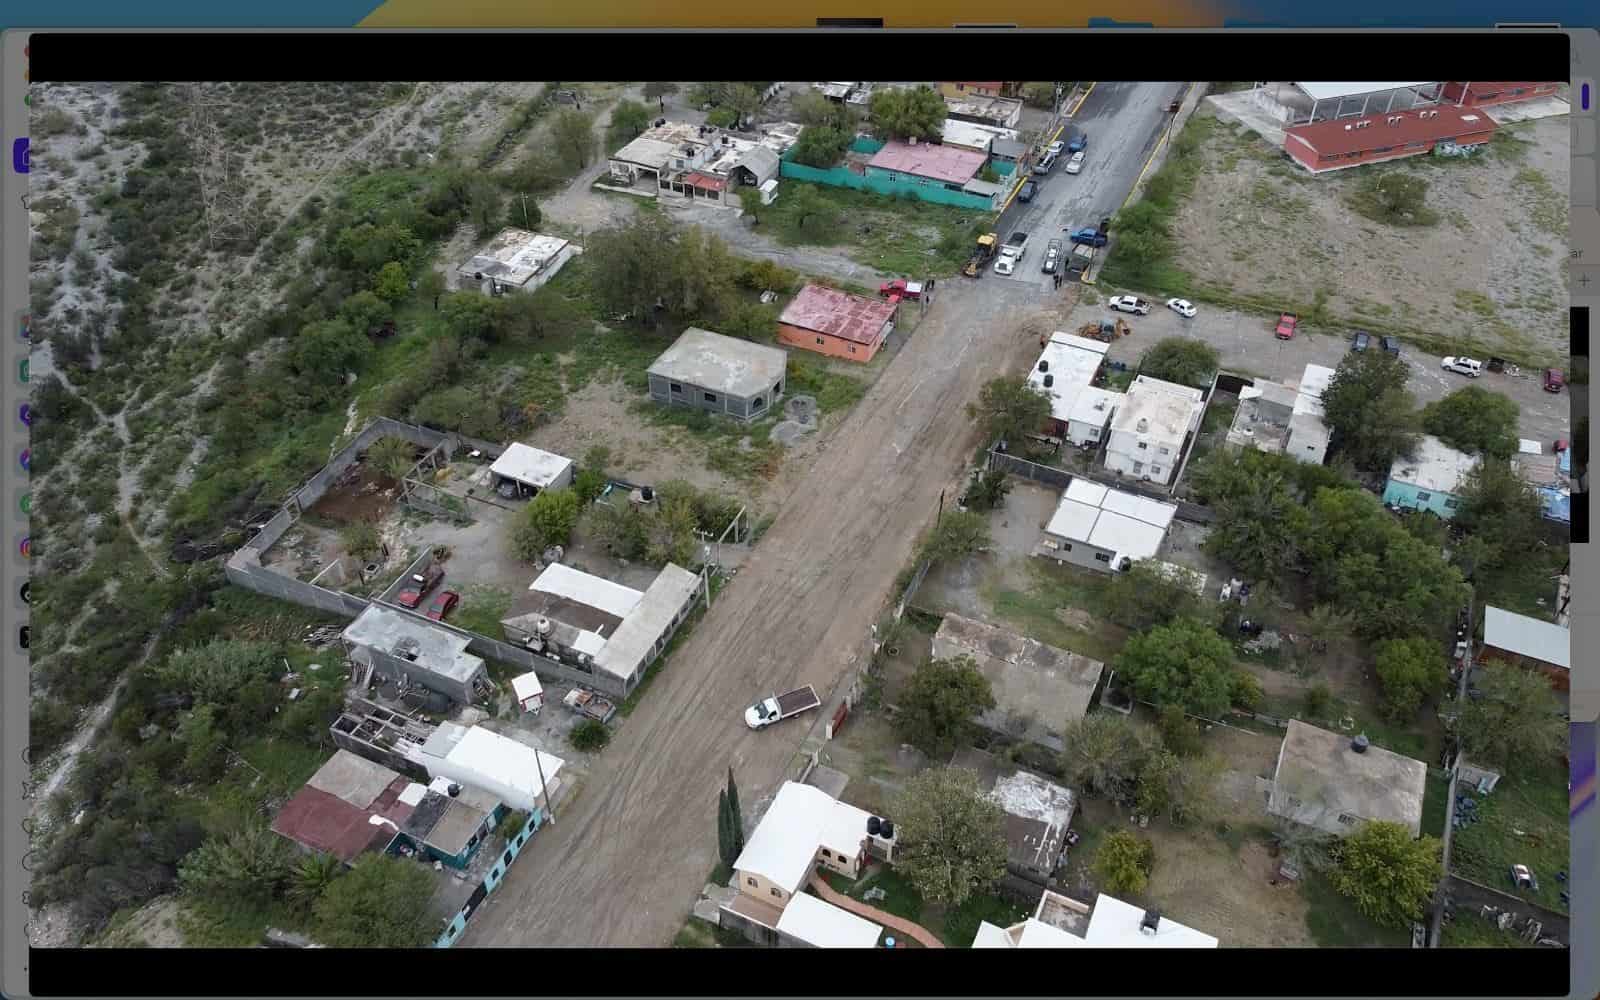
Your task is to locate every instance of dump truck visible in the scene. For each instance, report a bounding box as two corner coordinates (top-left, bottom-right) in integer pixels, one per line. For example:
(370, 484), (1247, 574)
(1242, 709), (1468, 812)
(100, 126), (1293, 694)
(962, 233), (998, 277)
(563, 688), (617, 724)
(744, 685), (822, 730)
(879, 278), (924, 302)
(1001, 231), (1029, 262)
(1066, 242), (1096, 275)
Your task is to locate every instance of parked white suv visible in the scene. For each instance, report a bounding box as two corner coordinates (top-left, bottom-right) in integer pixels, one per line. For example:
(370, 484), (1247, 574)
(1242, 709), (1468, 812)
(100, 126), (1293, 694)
(1108, 295), (1152, 316)
(1441, 356), (1483, 378)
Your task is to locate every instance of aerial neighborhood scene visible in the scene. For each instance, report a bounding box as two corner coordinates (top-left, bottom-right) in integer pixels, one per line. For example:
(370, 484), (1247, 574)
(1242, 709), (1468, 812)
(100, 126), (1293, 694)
(25, 78), (1578, 953)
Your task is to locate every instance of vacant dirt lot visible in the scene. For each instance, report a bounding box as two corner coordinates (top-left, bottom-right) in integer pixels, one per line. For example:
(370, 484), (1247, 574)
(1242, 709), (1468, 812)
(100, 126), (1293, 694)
(1171, 109), (1568, 365)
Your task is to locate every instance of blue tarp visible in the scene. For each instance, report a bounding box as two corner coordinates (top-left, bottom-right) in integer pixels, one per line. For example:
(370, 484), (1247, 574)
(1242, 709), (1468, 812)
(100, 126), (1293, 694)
(1559, 447), (1572, 475)
(1538, 486), (1570, 524)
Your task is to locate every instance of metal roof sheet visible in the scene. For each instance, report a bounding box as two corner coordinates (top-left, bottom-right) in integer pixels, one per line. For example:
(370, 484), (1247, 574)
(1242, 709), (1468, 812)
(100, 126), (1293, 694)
(1483, 606), (1570, 669)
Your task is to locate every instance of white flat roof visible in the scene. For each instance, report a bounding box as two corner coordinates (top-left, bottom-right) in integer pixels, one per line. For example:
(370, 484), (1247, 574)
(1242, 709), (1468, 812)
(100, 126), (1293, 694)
(1519, 439), (1543, 455)
(592, 564), (701, 682)
(1045, 479), (1176, 562)
(491, 442), (573, 489)
(941, 117), (1018, 149)
(530, 563), (643, 621)
(648, 326), (788, 400)
(1388, 434), (1478, 494)
(342, 604), (485, 684)
(511, 671), (544, 703)
(1483, 606), (1569, 670)
(457, 228), (573, 288)
(1295, 82), (1435, 102)
(775, 892), (883, 948)
(973, 921), (1015, 948)
(1081, 894), (1219, 948)
(733, 782), (873, 895)
(1111, 376), (1205, 445)
(1298, 363), (1336, 400)
(1068, 386), (1121, 427)
(440, 725), (565, 805)
(1028, 335), (1109, 424)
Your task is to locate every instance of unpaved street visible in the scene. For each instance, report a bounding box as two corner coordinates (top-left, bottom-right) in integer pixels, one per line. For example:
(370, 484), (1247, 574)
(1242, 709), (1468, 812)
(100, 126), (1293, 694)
(461, 84), (1175, 949)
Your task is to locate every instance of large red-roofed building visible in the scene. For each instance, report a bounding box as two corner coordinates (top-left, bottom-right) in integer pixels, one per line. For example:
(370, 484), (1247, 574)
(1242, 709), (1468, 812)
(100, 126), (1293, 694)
(270, 750), (417, 863)
(866, 139), (988, 188)
(778, 283), (899, 363)
(1440, 81), (1561, 109)
(1282, 105), (1497, 174)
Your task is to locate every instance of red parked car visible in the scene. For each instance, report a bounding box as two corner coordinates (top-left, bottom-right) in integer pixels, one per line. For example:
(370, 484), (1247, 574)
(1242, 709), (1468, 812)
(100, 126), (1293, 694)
(879, 278), (924, 302)
(397, 566), (443, 609)
(425, 590), (460, 621)
(1274, 313), (1298, 340)
(1543, 368), (1564, 393)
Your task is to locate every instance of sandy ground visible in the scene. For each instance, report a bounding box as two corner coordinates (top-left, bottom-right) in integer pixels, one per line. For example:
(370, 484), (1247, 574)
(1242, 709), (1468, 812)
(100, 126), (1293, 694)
(1172, 107), (1569, 364)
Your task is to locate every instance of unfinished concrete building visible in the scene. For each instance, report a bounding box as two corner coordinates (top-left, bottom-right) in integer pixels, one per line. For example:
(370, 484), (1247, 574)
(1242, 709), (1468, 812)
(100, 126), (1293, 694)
(330, 698), (438, 782)
(342, 604), (495, 709)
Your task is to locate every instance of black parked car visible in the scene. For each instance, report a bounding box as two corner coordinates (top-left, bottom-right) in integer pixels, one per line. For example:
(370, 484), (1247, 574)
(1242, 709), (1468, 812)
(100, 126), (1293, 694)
(1017, 181), (1038, 203)
(1350, 330), (1371, 353)
(1380, 336), (1401, 356)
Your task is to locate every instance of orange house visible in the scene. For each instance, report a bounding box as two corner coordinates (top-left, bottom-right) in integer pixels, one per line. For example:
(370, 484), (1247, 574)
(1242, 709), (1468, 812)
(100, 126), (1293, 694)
(777, 284), (898, 364)
(939, 81), (1006, 100)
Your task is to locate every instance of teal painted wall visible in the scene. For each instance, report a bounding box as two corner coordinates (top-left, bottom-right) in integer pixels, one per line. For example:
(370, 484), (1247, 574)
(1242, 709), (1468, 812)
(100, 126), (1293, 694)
(778, 151), (997, 211)
(1381, 479), (1463, 520)
(433, 810), (547, 949)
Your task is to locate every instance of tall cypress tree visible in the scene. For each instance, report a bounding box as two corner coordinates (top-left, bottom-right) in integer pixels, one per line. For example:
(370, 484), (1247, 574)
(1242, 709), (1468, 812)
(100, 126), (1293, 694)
(717, 789), (734, 868)
(726, 768), (745, 858)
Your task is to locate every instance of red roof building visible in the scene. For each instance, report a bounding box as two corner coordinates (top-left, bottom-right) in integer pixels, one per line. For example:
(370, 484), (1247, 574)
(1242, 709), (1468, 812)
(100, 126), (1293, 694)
(777, 283), (899, 363)
(1440, 82), (1561, 109)
(866, 140), (988, 187)
(1283, 106), (1497, 174)
(270, 750), (418, 864)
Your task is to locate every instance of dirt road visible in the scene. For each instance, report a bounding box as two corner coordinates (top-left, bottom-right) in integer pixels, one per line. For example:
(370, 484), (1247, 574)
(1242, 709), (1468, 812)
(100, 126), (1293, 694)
(462, 274), (1054, 948)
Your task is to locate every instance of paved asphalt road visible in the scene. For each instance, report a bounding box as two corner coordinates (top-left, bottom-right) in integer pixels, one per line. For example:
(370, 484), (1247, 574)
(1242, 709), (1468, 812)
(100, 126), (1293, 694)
(990, 82), (1186, 294)
(459, 83), (1176, 949)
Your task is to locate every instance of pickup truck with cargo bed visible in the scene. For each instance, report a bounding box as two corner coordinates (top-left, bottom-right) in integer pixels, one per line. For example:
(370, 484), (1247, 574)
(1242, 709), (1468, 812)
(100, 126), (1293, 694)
(744, 685), (822, 730)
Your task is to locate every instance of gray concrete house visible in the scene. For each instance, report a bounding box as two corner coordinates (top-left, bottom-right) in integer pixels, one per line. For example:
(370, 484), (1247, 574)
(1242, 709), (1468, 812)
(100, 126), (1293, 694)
(341, 604), (494, 707)
(1267, 720), (1428, 838)
(647, 327), (787, 423)
(951, 748), (1077, 900)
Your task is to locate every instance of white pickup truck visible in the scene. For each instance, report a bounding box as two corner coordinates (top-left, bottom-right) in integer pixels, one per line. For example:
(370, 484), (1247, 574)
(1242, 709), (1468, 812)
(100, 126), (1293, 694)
(744, 685), (822, 730)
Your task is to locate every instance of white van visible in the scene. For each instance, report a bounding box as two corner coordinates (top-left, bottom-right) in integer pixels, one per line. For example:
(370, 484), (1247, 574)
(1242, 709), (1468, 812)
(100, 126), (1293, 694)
(1441, 356), (1483, 378)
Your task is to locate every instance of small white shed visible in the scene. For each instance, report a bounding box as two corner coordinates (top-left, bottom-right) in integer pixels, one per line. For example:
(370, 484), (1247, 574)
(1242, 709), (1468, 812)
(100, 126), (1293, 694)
(490, 443), (574, 498)
(511, 672), (545, 714)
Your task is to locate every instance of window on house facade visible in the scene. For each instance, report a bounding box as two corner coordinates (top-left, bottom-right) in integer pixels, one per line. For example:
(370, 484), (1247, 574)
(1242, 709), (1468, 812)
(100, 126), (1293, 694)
(848, 345), (856, 353)
(1152, 466), (1163, 476)
(820, 848), (832, 858)
(1133, 462), (1144, 474)
(675, 159), (685, 168)
(504, 849), (514, 865)
(770, 888), (782, 898)
(1444, 498), (1458, 509)
(1417, 491), (1431, 502)
(1137, 441), (1148, 450)
(1286, 796), (1302, 809)
(1337, 813), (1357, 826)
(1094, 552), (1111, 563)
(816, 337), (826, 345)
(747, 877), (757, 887)
(1087, 428), (1100, 439)
(752, 396), (764, 410)
(670, 382), (683, 394)
(1062, 543), (1073, 551)
(1159, 446), (1170, 456)
(704, 392), (718, 403)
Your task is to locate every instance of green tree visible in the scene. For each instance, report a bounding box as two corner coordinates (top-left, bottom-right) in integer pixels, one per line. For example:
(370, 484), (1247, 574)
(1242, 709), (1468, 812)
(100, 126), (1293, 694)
(440, 291), (502, 345)
(287, 853), (343, 912)
(790, 124), (851, 168)
(868, 85), (947, 141)
(891, 767), (1009, 907)
(1303, 682), (1334, 720)
(1457, 662), (1566, 769)
(1328, 821), (1442, 928)
(1373, 636), (1446, 720)
(1102, 559), (1215, 632)
(291, 318), (372, 389)
(177, 826), (293, 902)
(717, 787), (735, 868)
(725, 768), (745, 859)
(1136, 750), (1225, 825)
(607, 98), (653, 148)
(720, 83), (762, 127)
(313, 854), (438, 948)
(417, 269), (447, 311)
(919, 510), (990, 566)
(1093, 830), (1155, 896)
(785, 182), (834, 233)
(895, 655), (997, 757)
(1321, 352), (1421, 477)
(585, 501), (649, 560)
(341, 520), (383, 561)
(646, 495), (699, 565)
(1301, 605), (1351, 655)
(1198, 459), (1308, 581)
(642, 81), (678, 101)
(367, 436), (416, 483)
(573, 468), (607, 503)
(551, 108), (597, 168)
(967, 376), (1052, 448)
(1229, 670), (1264, 711)
(584, 212), (683, 327)
(1020, 82), (1057, 108)
(1156, 704), (1203, 758)
(152, 640), (282, 713)
(338, 290), (394, 335)
(334, 221), (421, 276)
(963, 469), (1011, 513)
(1451, 459), (1543, 590)
(1114, 619), (1237, 720)
(1420, 387), (1519, 458)
(737, 185), (766, 223)
(1058, 713), (1152, 803)
(1138, 337), (1219, 389)
(707, 107), (739, 128)
(570, 719), (610, 752)
(512, 488), (581, 559)
(176, 704), (229, 782)
(1350, 172), (1438, 226)
(411, 385), (503, 438)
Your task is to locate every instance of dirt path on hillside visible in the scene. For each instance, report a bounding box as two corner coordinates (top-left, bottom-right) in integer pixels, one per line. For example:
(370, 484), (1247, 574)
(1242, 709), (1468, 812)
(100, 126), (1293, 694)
(461, 268), (1057, 949)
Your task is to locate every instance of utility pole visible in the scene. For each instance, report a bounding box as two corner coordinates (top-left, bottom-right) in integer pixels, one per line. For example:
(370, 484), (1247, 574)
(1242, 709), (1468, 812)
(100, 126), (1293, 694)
(521, 193), (532, 229)
(533, 746), (555, 826)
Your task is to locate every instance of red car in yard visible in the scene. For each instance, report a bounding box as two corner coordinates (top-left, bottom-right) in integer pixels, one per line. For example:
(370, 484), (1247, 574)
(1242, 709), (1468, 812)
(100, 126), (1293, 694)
(426, 589), (460, 621)
(397, 566), (443, 609)
(1275, 313), (1298, 340)
(1543, 368), (1564, 393)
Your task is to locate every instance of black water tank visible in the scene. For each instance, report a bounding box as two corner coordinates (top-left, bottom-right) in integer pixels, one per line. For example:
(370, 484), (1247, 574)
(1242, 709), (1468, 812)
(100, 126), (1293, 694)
(447, 783), (461, 797)
(867, 816), (881, 836)
(1351, 734), (1370, 754)
(1043, 374), (1055, 388)
(1039, 360), (1049, 372)
(641, 486), (655, 501)
(880, 820), (894, 840)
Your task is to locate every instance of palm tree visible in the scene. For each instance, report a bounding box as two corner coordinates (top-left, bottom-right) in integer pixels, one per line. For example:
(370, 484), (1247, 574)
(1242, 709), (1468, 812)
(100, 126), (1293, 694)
(287, 853), (344, 911)
(366, 436), (415, 484)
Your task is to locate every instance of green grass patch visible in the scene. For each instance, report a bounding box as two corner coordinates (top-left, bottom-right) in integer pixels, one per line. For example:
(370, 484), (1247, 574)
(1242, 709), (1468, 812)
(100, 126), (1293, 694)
(761, 183), (996, 279)
(1454, 289), (1499, 319)
(1439, 907), (1536, 948)
(786, 355), (866, 413)
(1449, 760), (1569, 914)
(175, 894), (305, 948)
(1421, 773), (1450, 839)
(451, 585), (513, 638)
(1300, 869), (1412, 948)
(827, 866), (927, 925)
(980, 559), (1124, 663)
(941, 892), (1030, 947)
